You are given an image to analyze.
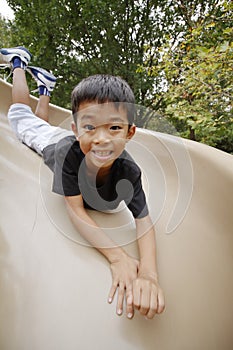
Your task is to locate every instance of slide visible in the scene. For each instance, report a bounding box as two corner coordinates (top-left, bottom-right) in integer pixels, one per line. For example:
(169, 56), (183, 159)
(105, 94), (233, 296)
(1, 77), (233, 350)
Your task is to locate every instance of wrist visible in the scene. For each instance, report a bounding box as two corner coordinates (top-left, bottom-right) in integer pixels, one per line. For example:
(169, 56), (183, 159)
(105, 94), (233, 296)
(101, 246), (127, 264)
(138, 263), (158, 282)
(138, 272), (159, 283)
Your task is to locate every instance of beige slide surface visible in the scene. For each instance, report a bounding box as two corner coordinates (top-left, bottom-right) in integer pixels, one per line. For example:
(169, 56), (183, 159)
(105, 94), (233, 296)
(1, 77), (233, 350)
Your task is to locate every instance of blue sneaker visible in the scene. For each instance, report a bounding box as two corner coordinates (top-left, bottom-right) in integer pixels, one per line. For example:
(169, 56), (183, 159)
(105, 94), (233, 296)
(0, 46), (31, 66)
(27, 66), (57, 92)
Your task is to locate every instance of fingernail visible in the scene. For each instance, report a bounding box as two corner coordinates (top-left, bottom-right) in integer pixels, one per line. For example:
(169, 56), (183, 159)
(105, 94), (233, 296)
(127, 313), (133, 319)
(117, 309), (122, 315)
(108, 298), (112, 303)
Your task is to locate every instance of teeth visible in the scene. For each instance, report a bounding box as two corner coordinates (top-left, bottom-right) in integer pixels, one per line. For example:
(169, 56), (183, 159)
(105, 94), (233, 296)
(94, 151), (111, 156)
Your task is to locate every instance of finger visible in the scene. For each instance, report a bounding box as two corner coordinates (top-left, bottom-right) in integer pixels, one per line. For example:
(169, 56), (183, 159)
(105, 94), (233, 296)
(126, 286), (134, 319)
(146, 289), (158, 319)
(140, 286), (150, 316)
(116, 282), (125, 316)
(133, 280), (141, 310)
(108, 281), (118, 304)
(157, 288), (165, 314)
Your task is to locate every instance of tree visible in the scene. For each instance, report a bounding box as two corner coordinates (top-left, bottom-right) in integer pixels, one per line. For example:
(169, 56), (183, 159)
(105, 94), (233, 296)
(0, 15), (13, 52)
(0, 15), (14, 80)
(141, 0), (233, 152)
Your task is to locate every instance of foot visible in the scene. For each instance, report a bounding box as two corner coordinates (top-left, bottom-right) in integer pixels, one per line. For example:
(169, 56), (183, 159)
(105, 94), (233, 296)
(0, 46), (32, 67)
(27, 66), (57, 92)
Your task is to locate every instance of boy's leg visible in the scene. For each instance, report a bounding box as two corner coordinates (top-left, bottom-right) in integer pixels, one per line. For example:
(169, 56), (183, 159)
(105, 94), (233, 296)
(0, 47), (54, 122)
(1, 47), (72, 155)
(0, 47), (53, 154)
(35, 95), (50, 122)
(0, 46), (32, 106)
(0, 46), (31, 106)
(12, 67), (30, 106)
(26, 66), (57, 122)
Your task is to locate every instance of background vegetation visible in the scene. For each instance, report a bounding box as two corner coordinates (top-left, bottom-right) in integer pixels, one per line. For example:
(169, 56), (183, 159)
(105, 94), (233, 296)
(1, 0), (232, 153)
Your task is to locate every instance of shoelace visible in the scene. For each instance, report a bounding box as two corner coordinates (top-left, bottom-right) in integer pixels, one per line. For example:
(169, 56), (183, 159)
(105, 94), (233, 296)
(0, 64), (56, 95)
(0, 64), (40, 94)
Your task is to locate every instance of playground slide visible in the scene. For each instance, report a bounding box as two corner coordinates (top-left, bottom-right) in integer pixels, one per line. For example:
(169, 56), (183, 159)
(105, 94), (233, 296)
(0, 77), (233, 350)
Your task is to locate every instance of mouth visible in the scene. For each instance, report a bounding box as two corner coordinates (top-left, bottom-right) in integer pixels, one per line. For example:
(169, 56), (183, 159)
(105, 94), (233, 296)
(91, 150), (113, 161)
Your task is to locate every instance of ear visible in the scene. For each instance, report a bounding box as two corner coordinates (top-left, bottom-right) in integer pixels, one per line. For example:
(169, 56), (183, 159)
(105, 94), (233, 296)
(126, 124), (136, 141)
(71, 121), (79, 140)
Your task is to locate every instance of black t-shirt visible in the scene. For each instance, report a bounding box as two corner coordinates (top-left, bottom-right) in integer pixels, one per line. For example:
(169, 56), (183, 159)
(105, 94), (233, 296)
(43, 135), (148, 219)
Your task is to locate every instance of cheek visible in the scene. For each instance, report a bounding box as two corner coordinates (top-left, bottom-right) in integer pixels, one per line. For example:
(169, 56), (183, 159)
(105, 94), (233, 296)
(113, 138), (127, 152)
(78, 136), (91, 155)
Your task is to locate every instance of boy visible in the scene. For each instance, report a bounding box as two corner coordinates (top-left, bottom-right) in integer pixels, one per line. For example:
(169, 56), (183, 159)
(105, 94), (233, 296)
(0, 46), (165, 320)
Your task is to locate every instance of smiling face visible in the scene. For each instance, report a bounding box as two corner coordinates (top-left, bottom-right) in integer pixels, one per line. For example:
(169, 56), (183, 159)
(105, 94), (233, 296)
(72, 101), (136, 173)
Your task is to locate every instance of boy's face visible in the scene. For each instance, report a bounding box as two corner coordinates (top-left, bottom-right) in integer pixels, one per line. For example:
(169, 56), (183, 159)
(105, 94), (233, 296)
(72, 101), (135, 172)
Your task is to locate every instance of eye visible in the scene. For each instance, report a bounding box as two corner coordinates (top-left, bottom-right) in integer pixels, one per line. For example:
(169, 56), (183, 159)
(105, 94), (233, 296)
(84, 124), (95, 131)
(110, 125), (123, 130)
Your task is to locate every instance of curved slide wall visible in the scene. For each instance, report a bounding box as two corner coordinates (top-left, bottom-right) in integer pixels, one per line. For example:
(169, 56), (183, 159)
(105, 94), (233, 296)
(1, 78), (233, 350)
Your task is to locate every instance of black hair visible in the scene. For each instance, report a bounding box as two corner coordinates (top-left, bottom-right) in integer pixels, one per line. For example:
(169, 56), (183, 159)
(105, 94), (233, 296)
(71, 74), (135, 125)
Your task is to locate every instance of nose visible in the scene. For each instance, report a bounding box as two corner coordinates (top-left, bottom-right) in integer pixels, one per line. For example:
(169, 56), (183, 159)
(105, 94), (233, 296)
(93, 126), (110, 144)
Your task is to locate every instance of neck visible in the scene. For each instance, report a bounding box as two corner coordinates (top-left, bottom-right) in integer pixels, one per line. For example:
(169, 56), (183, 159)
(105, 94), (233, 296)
(85, 159), (112, 185)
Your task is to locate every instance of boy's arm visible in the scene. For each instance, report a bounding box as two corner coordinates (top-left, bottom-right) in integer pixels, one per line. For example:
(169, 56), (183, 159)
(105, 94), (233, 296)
(64, 194), (138, 318)
(133, 215), (165, 319)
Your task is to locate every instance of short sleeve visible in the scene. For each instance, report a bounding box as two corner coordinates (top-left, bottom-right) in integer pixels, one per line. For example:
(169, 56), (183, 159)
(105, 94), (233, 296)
(125, 171), (149, 219)
(43, 136), (81, 196)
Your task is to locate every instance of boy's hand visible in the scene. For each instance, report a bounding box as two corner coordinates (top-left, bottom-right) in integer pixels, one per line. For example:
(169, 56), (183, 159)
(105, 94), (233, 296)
(133, 273), (165, 319)
(108, 254), (139, 319)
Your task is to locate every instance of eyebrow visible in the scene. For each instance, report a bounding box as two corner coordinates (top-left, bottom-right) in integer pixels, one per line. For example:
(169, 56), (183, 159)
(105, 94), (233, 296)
(80, 115), (126, 123)
(80, 114), (94, 121)
(109, 117), (125, 123)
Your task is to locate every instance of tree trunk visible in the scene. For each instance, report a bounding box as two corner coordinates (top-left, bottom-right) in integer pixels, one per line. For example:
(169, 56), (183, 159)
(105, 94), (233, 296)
(189, 127), (196, 141)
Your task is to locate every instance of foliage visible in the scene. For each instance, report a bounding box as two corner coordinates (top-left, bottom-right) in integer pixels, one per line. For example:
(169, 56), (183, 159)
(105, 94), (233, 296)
(0, 15), (12, 50)
(0, 15), (13, 79)
(141, 0), (233, 152)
